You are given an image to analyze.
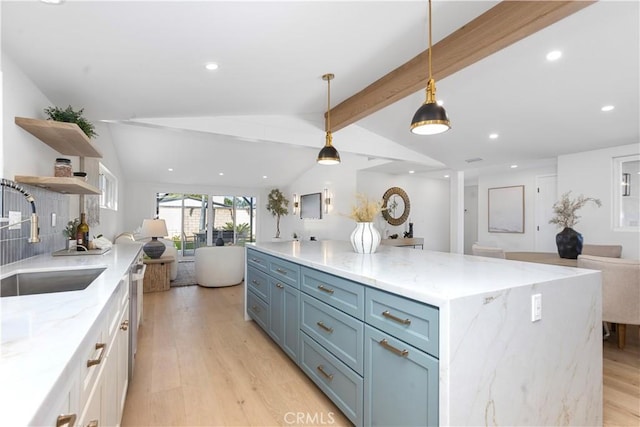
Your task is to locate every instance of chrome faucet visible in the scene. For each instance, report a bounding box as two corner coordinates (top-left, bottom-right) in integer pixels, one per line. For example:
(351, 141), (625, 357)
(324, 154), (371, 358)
(0, 179), (40, 243)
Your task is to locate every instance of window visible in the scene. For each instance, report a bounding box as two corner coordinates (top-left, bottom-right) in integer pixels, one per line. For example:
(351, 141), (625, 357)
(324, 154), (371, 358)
(99, 163), (118, 210)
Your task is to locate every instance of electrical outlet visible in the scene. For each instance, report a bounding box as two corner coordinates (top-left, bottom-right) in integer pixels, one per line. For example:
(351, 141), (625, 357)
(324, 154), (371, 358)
(9, 211), (21, 230)
(531, 294), (542, 322)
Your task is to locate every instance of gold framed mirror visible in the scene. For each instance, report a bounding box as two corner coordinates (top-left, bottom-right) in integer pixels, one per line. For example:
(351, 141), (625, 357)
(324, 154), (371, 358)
(381, 187), (410, 226)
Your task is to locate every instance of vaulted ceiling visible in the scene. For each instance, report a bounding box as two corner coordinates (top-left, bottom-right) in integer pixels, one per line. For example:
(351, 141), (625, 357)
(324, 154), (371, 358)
(2, 1), (638, 187)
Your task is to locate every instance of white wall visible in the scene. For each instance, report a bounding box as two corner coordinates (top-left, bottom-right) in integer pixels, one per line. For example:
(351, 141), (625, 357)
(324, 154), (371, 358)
(477, 164), (556, 252)
(558, 143), (640, 259)
(356, 170), (451, 252)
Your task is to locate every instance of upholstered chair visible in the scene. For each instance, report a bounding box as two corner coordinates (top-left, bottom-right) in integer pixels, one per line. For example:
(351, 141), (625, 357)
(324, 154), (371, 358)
(471, 243), (506, 259)
(577, 254), (640, 349)
(195, 246), (245, 287)
(581, 244), (622, 258)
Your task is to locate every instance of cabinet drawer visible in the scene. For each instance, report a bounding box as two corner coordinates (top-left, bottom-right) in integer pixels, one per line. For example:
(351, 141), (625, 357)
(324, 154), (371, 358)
(246, 248), (269, 273)
(300, 333), (363, 426)
(364, 325), (438, 427)
(301, 293), (364, 375)
(247, 290), (269, 331)
(269, 257), (300, 288)
(365, 288), (439, 358)
(246, 267), (269, 302)
(301, 267), (364, 320)
(80, 316), (107, 410)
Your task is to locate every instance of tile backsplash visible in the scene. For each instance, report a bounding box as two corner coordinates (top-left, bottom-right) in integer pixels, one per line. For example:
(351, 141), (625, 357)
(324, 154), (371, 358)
(1, 182), (69, 266)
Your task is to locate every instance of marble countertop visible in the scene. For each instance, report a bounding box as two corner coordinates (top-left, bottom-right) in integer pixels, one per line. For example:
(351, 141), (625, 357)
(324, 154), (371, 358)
(0, 243), (143, 426)
(249, 240), (598, 307)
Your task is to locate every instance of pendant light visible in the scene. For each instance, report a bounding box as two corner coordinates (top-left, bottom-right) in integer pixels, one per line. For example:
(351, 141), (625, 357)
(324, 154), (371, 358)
(317, 73), (341, 165)
(410, 0), (451, 135)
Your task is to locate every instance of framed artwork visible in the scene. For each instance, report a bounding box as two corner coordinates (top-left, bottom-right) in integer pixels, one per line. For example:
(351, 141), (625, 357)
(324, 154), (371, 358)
(488, 185), (524, 233)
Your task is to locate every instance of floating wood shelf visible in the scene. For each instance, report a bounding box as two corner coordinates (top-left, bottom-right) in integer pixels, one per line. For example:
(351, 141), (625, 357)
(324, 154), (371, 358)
(14, 176), (101, 195)
(15, 117), (103, 158)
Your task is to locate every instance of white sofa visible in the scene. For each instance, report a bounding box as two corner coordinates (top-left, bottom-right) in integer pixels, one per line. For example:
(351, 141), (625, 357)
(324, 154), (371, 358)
(115, 233), (178, 281)
(195, 246), (245, 287)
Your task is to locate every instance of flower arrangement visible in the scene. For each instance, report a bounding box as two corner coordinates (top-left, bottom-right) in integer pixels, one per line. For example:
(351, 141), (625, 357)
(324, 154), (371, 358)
(63, 217), (80, 239)
(549, 191), (602, 229)
(349, 193), (384, 222)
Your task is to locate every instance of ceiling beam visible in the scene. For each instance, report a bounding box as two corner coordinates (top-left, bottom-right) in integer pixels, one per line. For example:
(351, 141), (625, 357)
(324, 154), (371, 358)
(329, 0), (595, 132)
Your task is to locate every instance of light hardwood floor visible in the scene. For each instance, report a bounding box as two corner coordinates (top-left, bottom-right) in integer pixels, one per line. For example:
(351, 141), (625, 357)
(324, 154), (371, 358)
(123, 286), (640, 427)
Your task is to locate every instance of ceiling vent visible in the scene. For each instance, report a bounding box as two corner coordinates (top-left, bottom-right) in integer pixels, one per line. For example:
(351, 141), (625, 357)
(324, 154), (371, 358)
(465, 157), (483, 163)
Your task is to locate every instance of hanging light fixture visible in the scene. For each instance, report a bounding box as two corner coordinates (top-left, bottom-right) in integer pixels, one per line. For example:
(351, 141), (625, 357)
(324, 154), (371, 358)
(410, 0), (451, 135)
(317, 73), (341, 165)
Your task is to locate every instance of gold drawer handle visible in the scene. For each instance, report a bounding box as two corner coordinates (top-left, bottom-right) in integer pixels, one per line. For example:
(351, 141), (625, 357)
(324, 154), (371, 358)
(382, 310), (411, 325)
(56, 413), (77, 427)
(251, 279), (260, 286)
(317, 284), (334, 294)
(252, 305), (260, 313)
(87, 420), (99, 427)
(275, 268), (287, 275)
(316, 365), (334, 381)
(120, 320), (129, 331)
(87, 343), (106, 367)
(317, 321), (334, 333)
(379, 339), (409, 357)
(276, 283), (284, 289)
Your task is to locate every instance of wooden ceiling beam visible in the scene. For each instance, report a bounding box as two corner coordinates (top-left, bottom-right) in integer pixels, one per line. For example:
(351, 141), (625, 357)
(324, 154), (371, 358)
(329, 1), (595, 132)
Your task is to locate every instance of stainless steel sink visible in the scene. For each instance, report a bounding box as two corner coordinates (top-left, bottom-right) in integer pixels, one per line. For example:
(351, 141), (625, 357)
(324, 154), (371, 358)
(0, 267), (106, 297)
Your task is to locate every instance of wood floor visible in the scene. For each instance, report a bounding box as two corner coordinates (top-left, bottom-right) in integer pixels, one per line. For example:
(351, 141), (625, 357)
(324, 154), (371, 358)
(122, 286), (640, 427)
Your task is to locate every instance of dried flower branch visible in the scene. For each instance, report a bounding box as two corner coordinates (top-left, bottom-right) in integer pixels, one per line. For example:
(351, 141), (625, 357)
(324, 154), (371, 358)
(349, 193), (384, 222)
(549, 191), (601, 229)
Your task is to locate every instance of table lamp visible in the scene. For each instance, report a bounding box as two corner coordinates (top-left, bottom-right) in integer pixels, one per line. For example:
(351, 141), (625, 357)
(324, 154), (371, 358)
(141, 219), (168, 259)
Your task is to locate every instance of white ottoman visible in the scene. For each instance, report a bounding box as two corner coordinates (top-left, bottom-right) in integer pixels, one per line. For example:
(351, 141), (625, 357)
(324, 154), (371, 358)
(195, 246), (245, 287)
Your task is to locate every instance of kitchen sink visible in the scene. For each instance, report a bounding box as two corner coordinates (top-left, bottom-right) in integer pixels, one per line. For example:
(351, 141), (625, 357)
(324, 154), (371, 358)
(0, 267), (106, 297)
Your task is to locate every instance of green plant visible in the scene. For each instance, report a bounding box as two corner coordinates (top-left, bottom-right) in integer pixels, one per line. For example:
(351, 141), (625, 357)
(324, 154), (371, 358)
(549, 191), (602, 229)
(63, 218), (80, 239)
(44, 105), (98, 138)
(266, 188), (289, 238)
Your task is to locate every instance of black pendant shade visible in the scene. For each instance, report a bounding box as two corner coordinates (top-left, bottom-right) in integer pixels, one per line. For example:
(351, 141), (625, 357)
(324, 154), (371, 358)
(317, 140), (340, 165)
(410, 101), (451, 135)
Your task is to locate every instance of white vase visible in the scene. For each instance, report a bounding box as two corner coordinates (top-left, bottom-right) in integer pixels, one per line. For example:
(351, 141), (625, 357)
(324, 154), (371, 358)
(350, 222), (381, 254)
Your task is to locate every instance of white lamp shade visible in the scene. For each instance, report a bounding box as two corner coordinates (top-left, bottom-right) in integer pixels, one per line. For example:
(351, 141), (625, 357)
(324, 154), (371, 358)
(141, 219), (168, 238)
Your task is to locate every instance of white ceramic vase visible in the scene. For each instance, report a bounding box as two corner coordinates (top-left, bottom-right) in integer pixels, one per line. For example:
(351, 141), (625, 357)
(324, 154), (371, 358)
(350, 222), (381, 254)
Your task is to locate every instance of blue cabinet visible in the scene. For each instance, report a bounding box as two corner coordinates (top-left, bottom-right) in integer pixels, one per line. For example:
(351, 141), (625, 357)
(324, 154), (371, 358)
(364, 325), (439, 427)
(269, 277), (299, 363)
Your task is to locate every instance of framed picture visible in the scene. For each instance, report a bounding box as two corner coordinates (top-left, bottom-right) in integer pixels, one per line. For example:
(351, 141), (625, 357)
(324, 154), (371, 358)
(488, 185), (524, 233)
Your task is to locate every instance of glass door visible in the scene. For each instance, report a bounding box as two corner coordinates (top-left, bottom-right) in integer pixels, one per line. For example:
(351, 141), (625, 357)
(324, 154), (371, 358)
(156, 193), (207, 257)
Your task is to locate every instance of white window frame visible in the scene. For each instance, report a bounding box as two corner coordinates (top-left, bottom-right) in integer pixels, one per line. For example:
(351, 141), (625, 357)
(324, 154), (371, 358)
(99, 162), (118, 211)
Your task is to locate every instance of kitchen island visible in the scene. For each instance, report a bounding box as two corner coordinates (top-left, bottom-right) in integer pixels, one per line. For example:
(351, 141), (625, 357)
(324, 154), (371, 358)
(0, 243), (143, 426)
(245, 240), (602, 426)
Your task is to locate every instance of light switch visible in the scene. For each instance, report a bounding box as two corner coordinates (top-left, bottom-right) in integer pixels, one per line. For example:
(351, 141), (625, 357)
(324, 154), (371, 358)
(51, 213), (57, 227)
(531, 294), (542, 322)
(9, 211), (21, 230)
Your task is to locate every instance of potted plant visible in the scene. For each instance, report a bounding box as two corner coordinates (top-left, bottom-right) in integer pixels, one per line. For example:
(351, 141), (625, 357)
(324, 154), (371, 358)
(348, 193), (384, 254)
(266, 189), (289, 239)
(44, 105), (98, 138)
(63, 217), (80, 249)
(549, 191), (601, 259)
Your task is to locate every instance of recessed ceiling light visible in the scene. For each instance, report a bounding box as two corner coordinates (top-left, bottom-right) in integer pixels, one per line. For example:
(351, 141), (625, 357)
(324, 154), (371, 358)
(219, 172), (224, 176)
(40, 0), (64, 4)
(168, 168), (173, 172)
(444, 174), (450, 178)
(489, 133), (499, 139)
(510, 164), (518, 169)
(601, 105), (615, 112)
(546, 50), (562, 61)
(262, 175), (268, 179)
(409, 170), (415, 174)
(205, 62), (219, 71)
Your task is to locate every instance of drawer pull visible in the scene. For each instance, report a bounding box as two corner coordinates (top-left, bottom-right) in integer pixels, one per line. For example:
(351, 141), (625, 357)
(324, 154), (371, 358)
(252, 305), (260, 313)
(276, 283), (284, 289)
(251, 258), (262, 264)
(316, 365), (334, 381)
(56, 413), (77, 427)
(382, 310), (412, 325)
(275, 268), (287, 275)
(379, 339), (409, 357)
(87, 420), (99, 427)
(251, 279), (260, 286)
(316, 321), (334, 333)
(87, 343), (106, 367)
(120, 319), (129, 331)
(317, 284), (334, 294)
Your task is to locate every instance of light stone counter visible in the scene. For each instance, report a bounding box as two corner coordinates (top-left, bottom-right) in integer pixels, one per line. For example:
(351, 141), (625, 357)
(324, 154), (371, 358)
(0, 243), (143, 426)
(248, 240), (603, 426)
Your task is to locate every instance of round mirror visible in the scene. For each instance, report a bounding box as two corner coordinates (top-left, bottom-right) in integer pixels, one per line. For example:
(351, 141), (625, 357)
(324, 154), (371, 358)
(381, 187), (410, 226)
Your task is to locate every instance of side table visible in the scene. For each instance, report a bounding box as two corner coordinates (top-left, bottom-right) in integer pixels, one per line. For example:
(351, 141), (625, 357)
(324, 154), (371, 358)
(143, 256), (175, 292)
